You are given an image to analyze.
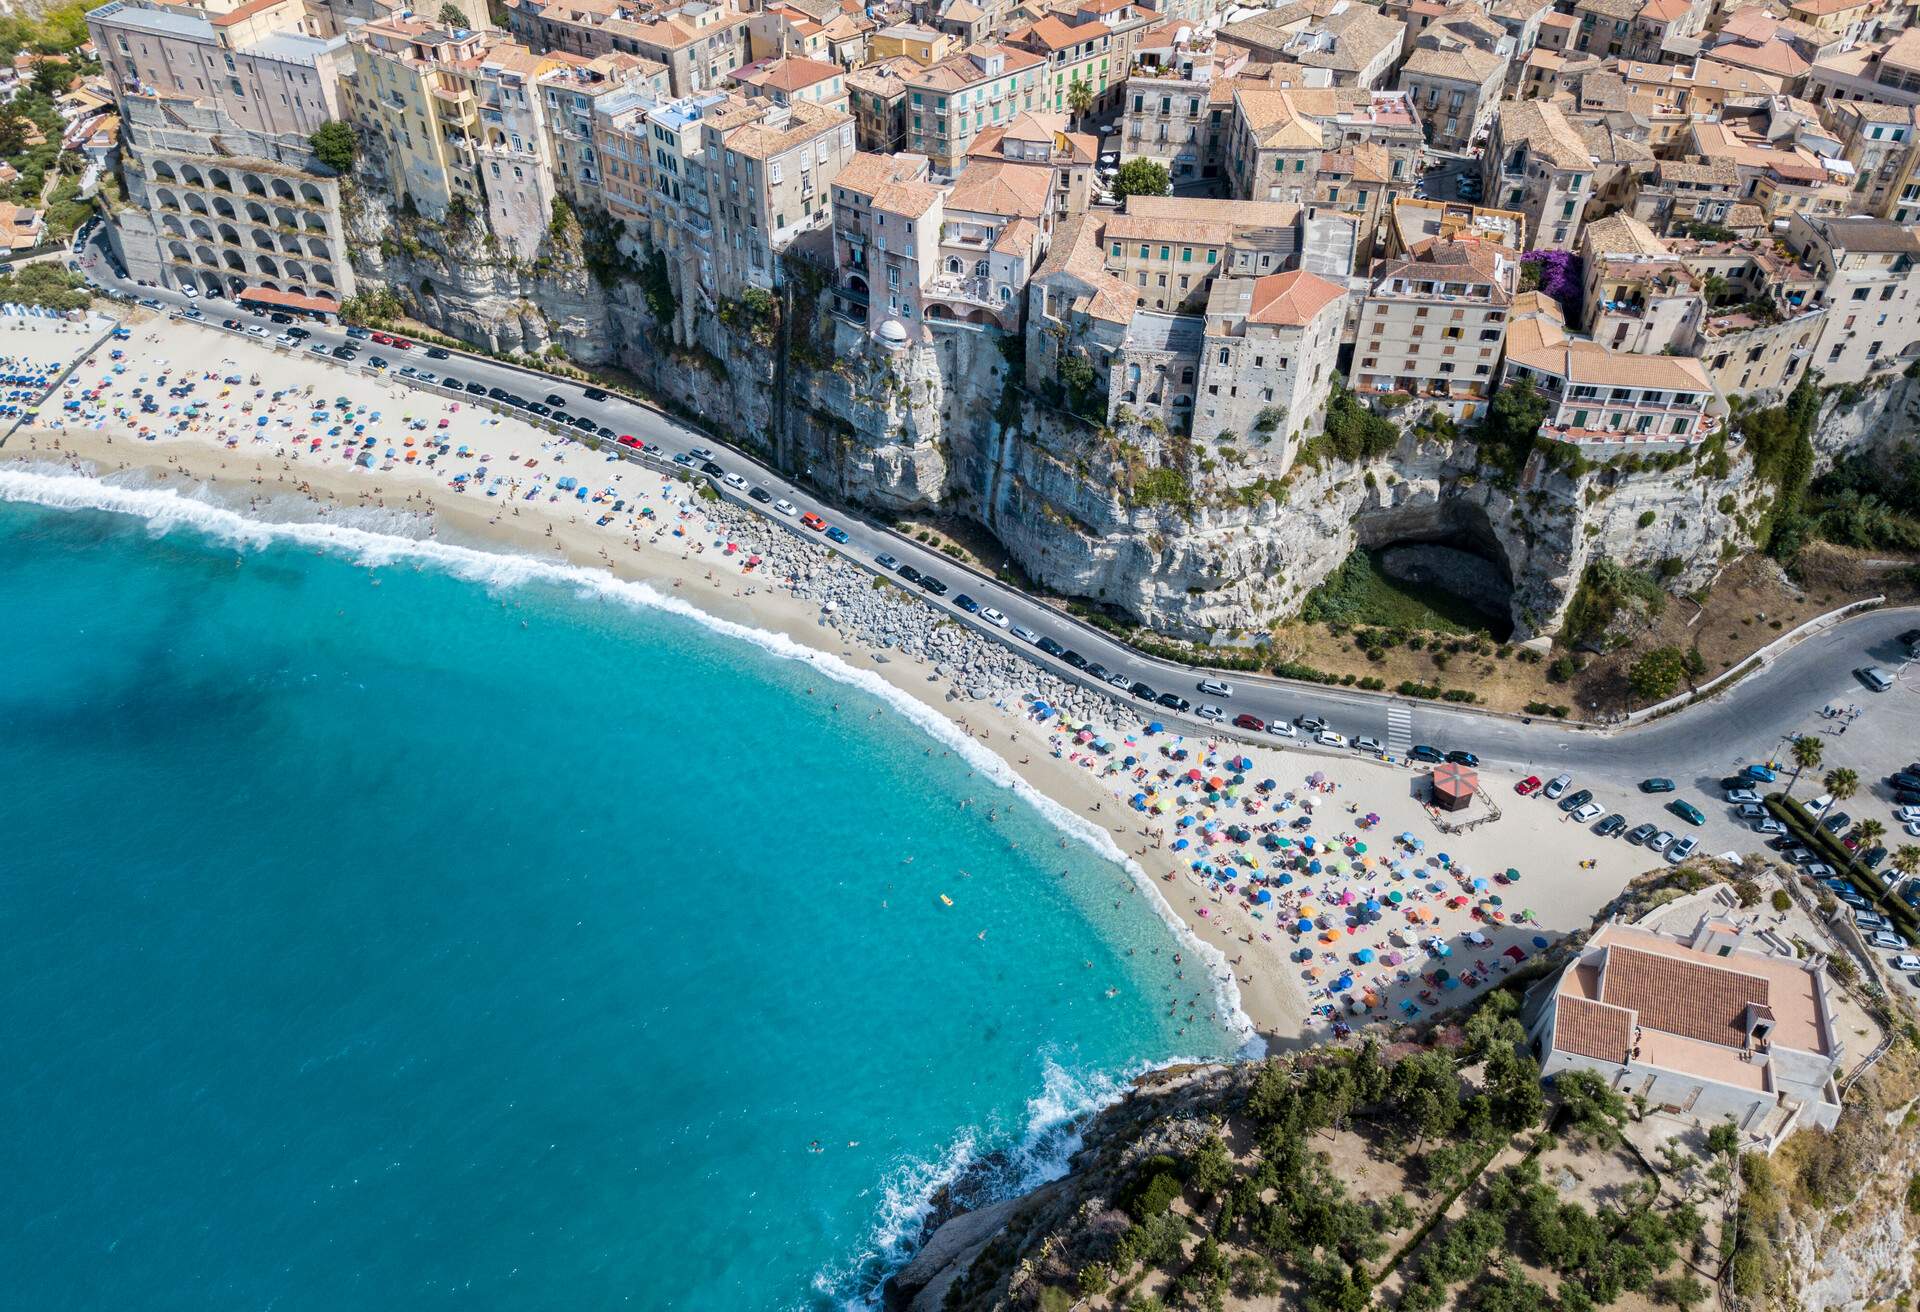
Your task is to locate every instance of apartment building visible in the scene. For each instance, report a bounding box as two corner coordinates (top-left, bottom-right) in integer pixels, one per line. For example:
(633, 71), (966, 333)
(641, 89), (728, 332)
(966, 110), (1095, 219)
(1805, 27), (1920, 108)
(1484, 97), (1594, 248)
(1227, 86), (1325, 204)
(1117, 25), (1247, 186)
(1829, 99), (1917, 215)
(1194, 268), (1346, 444)
(345, 21), (567, 260)
(902, 43), (1045, 176)
(1672, 234), (1825, 395)
(1787, 212), (1920, 381)
(1101, 196), (1306, 313)
(1387, 195), (1527, 255)
(1579, 213), (1703, 354)
(1353, 236), (1516, 420)
(870, 23), (955, 66)
(1503, 294), (1718, 445)
(540, 51), (669, 210)
(829, 150), (943, 338)
(1004, 14), (1116, 116)
(90, 0), (357, 302)
(1397, 14), (1509, 151)
(504, 0), (751, 97)
(1630, 156), (1741, 233)
(591, 82), (660, 232)
(730, 54), (848, 113)
(701, 94), (854, 295)
(1226, 1), (1407, 90)
(847, 55), (919, 153)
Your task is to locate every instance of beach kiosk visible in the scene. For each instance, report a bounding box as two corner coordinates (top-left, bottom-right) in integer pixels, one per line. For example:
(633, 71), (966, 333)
(1430, 763), (1478, 812)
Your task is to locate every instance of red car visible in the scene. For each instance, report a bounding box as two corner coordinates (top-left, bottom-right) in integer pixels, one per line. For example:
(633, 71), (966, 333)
(370, 331), (392, 345)
(1515, 776), (1542, 795)
(800, 512), (826, 530)
(1233, 713), (1266, 732)
(390, 337), (413, 350)
(616, 434), (642, 447)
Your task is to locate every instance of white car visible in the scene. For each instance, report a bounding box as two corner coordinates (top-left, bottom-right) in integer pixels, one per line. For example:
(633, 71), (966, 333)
(1316, 729), (1349, 748)
(1894, 954), (1920, 973)
(1906, 820), (1920, 837)
(722, 473), (747, 491)
(1195, 703), (1225, 723)
(1572, 801), (1605, 823)
(1871, 930), (1908, 951)
(1897, 805), (1920, 824)
(1543, 773), (1573, 800)
(1268, 721), (1298, 739)
(1805, 794), (1834, 816)
(773, 498), (798, 516)
(245, 324), (267, 337)
(1197, 678), (1234, 698)
(1355, 736), (1384, 754)
(179, 284), (198, 299)
(979, 607), (1009, 628)
(1726, 788), (1761, 805)
(1666, 835), (1698, 863)
(275, 332), (297, 347)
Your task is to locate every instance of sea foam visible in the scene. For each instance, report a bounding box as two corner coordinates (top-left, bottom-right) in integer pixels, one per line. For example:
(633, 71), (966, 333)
(0, 463), (1261, 1305)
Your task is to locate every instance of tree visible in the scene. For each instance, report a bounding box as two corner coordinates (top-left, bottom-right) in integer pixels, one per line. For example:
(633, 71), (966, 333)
(1787, 734), (1823, 792)
(31, 59), (71, 97)
(309, 120), (357, 174)
(1894, 845), (1920, 880)
(1112, 157), (1171, 200)
(1705, 1119), (1741, 1158)
(0, 109), (27, 155)
(438, 1), (468, 24)
(1554, 1069), (1628, 1144)
(1066, 78), (1094, 119)
(1479, 374), (1550, 469)
(1854, 818), (1885, 848)
(1824, 766), (1859, 803)
(1628, 646), (1689, 702)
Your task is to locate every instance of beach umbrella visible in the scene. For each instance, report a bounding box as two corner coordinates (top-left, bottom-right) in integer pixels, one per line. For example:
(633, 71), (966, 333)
(1442, 977), (1460, 990)
(1353, 841), (1367, 854)
(1472, 877), (1488, 890)
(1388, 890), (1403, 904)
(1434, 967), (1450, 981)
(1533, 935), (1550, 949)
(1295, 917), (1313, 933)
(1331, 974), (1352, 992)
(1146, 722), (1164, 733)
(1365, 898), (1381, 913)
(1308, 859), (1322, 874)
(1254, 889), (1272, 904)
(1356, 948), (1375, 963)
(1385, 950), (1403, 966)
(1506, 868), (1520, 879)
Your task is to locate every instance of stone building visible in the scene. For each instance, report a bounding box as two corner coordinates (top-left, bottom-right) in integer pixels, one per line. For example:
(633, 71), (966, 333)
(1502, 294), (1720, 447)
(1352, 235), (1517, 422)
(1193, 268), (1346, 447)
(1483, 97), (1595, 248)
(1788, 212), (1920, 381)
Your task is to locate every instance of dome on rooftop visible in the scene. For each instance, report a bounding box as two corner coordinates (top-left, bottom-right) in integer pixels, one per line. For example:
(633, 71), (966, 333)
(877, 318), (909, 344)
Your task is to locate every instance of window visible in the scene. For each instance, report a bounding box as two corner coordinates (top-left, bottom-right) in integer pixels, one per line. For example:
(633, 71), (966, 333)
(1217, 347), (1229, 364)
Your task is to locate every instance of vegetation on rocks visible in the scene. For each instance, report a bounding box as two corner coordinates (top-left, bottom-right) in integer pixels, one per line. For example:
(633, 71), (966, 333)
(309, 121), (358, 175)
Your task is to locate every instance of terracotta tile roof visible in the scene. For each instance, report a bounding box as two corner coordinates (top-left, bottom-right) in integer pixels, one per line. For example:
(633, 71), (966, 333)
(1497, 98), (1591, 169)
(1034, 211), (1137, 324)
(736, 55), (843, 92)
(1584, 212), (1670, 256)
(722, 98), (850, 158)
(1599, 944), (1770, 1047)
(1554, 995), (1635, 1064)
(1375, 235), (1516, 300)
(1691, 57), (1786, 94)
(1236, 86), (1324, 148)
(834, 150), (929, 196)
(908, 43), (1044, 93)
(993, 216), (1043, 258)
(1403, 39), (1506, 83)
(945, 159), (1054, 218)
(1246, 268), (1346, 325)
(1008, 13), (1109, 51)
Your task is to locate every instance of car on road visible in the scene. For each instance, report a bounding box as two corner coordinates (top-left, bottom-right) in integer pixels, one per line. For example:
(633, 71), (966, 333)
(1356, 736), (1385, 754)
(1640, 777), (1675, 793)
(1572, 801), (1605, 823)
(389, 337), (412, 350)
(1626, 822), (1658, 845)
(583, 387), (608, 402)
(1011, 623), (1040, 643)
(1516, 776), (1542, 795)
(1669, 799), (1707, 826)
(825, 526), (849, 544)
(1726, 788), (1760, 804)
(1558, 788), (1593, 812)
(721, 473), (747, 491)
(1316, 729), (1349, 748)
(1821, 810), (1851, 833)
(919, 576), (949, 597)
(689, 447), (714, 462)
(875, 552), (899, 570)
(1648, 829), (1675, 853)
(800, 513), (827, 531)
(1157, 692), (1191, 712)
(1856, 665), (1895, 692)
(1269, 721), (1298, 738)
(897, 564), (922, 584)
(1296, 714), (1330, 734)
(1197, 679), (1233, 697)
(1543, 773), (1573, 800)
(425, 347), (450, 360)
(1666, 835), (1698, 863)
(747, 486), (772, 503)
(954, 594), (979, 614)
(773, 499), (798, 516)
(1410, 745), (1445, 764)
(1234, 713), (1266, 732)
(1595, 814), (1627, 837)
(980, 607), (1009, 628)
(1444, 750), (1479, 767)
(544, 393), (565, 407)
(1196, 704), (1225, 723)
(1129, 681), (1156, 701)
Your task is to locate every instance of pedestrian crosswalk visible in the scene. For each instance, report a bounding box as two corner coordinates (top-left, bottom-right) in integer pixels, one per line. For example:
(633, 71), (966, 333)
(1385, 704), (1413, 757)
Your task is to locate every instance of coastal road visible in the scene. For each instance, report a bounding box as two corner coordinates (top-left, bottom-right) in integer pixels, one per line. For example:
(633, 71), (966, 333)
(63, 235), (1920, 854)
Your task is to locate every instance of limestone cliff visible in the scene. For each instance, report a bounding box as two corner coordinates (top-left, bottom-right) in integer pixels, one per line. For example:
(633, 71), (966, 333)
(343, 216), (1918, 643)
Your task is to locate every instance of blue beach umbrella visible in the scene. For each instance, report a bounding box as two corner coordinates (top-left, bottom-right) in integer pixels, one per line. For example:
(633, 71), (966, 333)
(1295, 917), (1313, 933)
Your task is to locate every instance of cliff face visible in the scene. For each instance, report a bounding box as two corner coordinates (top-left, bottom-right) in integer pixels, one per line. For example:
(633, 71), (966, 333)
(345, 217), (1915, 642)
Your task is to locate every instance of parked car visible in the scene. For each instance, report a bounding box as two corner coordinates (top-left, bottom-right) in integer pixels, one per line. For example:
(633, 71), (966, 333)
(1626, 823), (1658, 845)
(1012, 624), (1041, 644)
(1821, 810), (1852, 833)
(1595, 814), (1627, 837)
(1036, 635), (1065, 657)
(1572, 802), (1605, 823)
(1873, 930), (1910, 951)
(979, 607), (1009, 628)
(1666, 835), (1698, 863)
(1129, 681), (1156, 701)
(1558, 788), (1594, 812)
(1900, 628), (1920, 658)
(1444, 750), (1479, 767)
(800, 513), (827, 531)
(1410, 745), (1446, 764)
(1726, 788), (1760, 805)
(1515, 776), (1542, 795)
(747, 487), (772, 504)
(1269, 721), (1298, 739)
(1316, 729), (1349, 748)
(1296, 715), (1330, 733)
(772, 498), (798, 516)
(1742, 764), (1777, 784)
(824, 526), (850, 544)
(1855, 665), (1895, 692)
(1157, 692), (1191, 713)
(1648, 830), (1675, 853)
(874, 552), (899, 570)
(953, 594), (980, 614)
(1736, 802), (1768, 820)
(897, 564), (922, 584)
(1641, 777), (1676, 793)
(1894, 953), (1920, 973)
(1543, 773), (1573, 800)
(1355, 736), (1385, 754)
(1196, 704), (1226, 723)
(1669, 799), (1707, 826)
(1059, 650), (1088, 669)
(1753, 817), (1787, 835)
(1233, 713), (1266, 732)
(918, 576), (949, 597)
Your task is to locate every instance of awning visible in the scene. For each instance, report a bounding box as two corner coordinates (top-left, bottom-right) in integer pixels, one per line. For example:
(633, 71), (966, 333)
(238, 286), (337, 314)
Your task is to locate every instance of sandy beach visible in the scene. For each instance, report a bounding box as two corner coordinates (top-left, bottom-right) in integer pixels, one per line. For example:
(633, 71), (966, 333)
(3, 313), (1659, 1047)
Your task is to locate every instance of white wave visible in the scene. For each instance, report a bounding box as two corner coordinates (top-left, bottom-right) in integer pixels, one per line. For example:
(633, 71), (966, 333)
(1, 464), (1262, 1308)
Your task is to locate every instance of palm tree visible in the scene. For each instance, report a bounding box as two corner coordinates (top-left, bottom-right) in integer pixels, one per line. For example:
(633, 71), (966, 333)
(1786, 735), (1822, 794)
(1824, 766), (1858, 803)
(1892, 845), (1920, 880)
(1854, 818), (1886, 849)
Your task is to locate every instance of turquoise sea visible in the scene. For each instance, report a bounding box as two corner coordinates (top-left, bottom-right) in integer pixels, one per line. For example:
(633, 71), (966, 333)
(0, 469), (1242, 1311)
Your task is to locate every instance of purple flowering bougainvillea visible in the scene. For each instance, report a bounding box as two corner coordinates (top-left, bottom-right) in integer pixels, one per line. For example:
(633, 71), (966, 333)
(1521, 248), (1583, 324)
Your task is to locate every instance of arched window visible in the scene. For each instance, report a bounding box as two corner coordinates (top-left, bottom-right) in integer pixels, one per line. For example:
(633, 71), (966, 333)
(212, 196), (237, 218)
(1181, 367), (1194, 384)
(1216, 347), (1228, 365)
(945, 257), (961, 273)
(972, 258), (988, 276)
(1127, 363), (1141, 384)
